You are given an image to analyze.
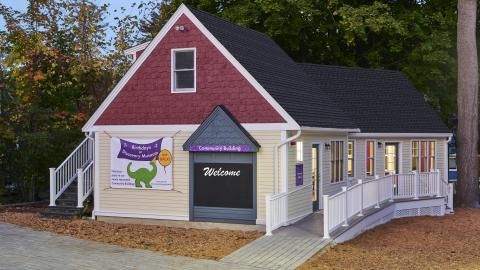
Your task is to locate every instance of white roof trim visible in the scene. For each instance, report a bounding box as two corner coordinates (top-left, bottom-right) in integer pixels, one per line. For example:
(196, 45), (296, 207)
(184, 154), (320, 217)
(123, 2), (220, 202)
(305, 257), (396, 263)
(348, 132), (452, 138)
(301, 126), (361, 133)
(82, 4), (299, 132)
(124, 41), (150, 55)
(85, 123), (299, 132)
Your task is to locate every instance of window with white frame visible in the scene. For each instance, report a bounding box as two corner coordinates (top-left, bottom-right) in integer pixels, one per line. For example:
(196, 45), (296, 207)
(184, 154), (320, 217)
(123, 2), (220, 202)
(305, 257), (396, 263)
(296, 141), (303, 162)
(330, 141), (344, 182)
(366, 141), (375, 176)
(172, 48), (195, 92)
(347, 141), (354, 177)
(412, 140), (435, 172)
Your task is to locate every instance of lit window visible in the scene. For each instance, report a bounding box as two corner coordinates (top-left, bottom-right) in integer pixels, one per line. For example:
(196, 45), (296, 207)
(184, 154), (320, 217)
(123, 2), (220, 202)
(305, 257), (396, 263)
(172, 48), (195, 92)
(429, 141), (435, 172)
(330, 141), (344, 182)
(412, 141), (419, 171)
(347, 141), (354, 177)
(296, 141), (303, 162)
(412, 141), (436, 172)
(366, 141), (375, 176)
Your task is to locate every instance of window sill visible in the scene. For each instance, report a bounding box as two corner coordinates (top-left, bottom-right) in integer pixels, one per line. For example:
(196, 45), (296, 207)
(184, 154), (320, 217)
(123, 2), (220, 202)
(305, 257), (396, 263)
(171, 88), (196, 93)
(329, 179), (345, 184)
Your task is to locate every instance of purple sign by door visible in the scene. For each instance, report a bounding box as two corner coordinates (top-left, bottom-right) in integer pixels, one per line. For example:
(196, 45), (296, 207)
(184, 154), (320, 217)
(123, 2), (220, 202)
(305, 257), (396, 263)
(296, 164), (304, 186)
(189, 145), (251, 152)
(117, 138), (163, 161)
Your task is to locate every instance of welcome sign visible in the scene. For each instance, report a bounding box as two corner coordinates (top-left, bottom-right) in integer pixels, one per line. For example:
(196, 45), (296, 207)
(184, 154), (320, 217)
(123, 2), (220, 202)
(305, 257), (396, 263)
(194, 163), (253, 209)
(111, 137), (173, 190)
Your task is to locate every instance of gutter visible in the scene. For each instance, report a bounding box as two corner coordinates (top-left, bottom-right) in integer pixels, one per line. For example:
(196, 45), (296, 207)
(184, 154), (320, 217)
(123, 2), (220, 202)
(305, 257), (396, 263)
(273, 130), (301, 194)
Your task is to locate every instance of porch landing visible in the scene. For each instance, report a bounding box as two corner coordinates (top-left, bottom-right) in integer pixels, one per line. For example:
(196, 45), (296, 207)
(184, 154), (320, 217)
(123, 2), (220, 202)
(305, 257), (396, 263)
(274, 211), (324, 238)
(221, 212), (329, 270)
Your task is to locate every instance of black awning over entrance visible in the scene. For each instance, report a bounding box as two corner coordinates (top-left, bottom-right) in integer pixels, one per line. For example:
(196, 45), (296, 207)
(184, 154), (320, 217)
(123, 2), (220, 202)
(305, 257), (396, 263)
(183, 105), (260, 153)
(185, 105), (260, 224)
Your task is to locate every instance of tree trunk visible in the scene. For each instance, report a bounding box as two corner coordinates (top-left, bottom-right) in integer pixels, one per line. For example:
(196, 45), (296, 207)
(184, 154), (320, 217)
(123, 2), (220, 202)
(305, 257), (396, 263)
(456, 0), (479, 207)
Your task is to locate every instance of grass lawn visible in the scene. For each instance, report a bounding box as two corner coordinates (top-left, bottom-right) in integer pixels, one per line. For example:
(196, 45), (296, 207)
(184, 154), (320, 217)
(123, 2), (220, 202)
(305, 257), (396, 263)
(300, 208), (480, 270)
(0, 205), (262, 260)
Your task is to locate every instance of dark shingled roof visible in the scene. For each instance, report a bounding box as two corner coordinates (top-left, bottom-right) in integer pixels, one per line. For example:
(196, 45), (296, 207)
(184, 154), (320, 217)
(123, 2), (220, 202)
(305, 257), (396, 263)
(187, 6), (449, 133)
(299, 64), (450, 133)
(188, 6), (357, 129)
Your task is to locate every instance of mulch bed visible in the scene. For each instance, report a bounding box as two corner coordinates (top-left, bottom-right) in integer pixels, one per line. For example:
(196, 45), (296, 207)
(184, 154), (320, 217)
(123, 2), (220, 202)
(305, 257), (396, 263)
(300, 208), (480, 270)
(0, 206), (262, 260)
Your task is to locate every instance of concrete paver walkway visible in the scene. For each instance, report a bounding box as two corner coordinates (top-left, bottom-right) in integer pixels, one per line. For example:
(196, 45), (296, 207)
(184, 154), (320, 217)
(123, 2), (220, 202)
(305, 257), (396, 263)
(221, 212), (331, 270)
(0, 222), (258, 270)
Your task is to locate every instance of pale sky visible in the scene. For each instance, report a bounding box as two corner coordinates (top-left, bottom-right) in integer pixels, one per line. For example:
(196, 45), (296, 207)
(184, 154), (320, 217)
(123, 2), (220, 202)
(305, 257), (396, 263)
(0, 0), (143, 43)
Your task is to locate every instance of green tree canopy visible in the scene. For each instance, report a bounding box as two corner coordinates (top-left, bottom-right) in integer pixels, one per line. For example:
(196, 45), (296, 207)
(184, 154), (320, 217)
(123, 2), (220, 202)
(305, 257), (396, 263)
(0, 0), (461, 202)
(138, 0), (458, 122)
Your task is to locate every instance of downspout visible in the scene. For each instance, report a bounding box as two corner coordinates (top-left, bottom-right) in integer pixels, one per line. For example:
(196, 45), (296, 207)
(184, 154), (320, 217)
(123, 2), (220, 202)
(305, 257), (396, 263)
(273, 130), (301, 194)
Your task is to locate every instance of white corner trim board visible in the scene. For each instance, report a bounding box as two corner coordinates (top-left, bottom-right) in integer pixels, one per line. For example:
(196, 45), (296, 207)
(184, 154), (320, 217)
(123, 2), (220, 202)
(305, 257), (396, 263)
(92, 132), (100, 219)
(82, 4), (299, 132)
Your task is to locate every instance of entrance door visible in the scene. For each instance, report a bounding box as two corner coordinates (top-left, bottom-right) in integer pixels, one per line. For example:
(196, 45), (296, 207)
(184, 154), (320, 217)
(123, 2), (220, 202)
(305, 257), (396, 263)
(312, 144), (320, 211)
(191, 152), (256, 224)
(385, 143), (399, 175)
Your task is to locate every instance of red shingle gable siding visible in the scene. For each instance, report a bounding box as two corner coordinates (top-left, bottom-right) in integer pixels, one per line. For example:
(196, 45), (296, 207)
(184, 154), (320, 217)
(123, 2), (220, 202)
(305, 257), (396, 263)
(95, 15), (285, 125)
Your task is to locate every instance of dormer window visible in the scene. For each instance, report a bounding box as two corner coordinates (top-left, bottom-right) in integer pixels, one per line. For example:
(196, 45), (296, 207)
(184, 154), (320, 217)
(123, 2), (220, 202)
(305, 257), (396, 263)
(171, 48), (196, 92)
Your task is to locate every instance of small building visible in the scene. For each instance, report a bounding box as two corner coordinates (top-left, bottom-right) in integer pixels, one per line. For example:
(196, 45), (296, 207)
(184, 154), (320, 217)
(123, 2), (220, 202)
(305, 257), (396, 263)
(48, 5), (452, 237)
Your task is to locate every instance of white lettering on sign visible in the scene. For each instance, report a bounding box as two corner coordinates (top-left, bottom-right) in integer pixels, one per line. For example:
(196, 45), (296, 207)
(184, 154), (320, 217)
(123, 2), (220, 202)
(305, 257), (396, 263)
(203, 167), (241, 177)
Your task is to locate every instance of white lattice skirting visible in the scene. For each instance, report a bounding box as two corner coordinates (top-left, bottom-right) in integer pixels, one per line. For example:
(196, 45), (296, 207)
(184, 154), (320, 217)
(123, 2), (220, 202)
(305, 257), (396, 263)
(334, 197), (446, 243)
(395, 206), (442, 218)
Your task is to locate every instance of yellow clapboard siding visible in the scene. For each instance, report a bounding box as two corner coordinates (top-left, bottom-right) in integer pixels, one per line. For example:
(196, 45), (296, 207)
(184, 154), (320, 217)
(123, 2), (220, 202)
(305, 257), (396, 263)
(96, 130), (281, 222)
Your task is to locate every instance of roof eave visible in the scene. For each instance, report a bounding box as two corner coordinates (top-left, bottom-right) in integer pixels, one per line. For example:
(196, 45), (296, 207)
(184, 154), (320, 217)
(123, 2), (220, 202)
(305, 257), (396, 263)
(301, 126), (360, 133)
(349, 132), (453, 138)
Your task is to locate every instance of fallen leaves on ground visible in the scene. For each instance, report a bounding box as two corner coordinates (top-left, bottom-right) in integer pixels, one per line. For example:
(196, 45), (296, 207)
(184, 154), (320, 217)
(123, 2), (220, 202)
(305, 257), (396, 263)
(0, 206), (262, 260)
(300, 208), (480, 270)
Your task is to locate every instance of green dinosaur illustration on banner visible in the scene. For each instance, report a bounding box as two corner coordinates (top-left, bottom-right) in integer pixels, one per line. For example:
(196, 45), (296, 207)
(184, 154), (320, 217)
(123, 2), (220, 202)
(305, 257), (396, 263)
(127, 159), (157, 188)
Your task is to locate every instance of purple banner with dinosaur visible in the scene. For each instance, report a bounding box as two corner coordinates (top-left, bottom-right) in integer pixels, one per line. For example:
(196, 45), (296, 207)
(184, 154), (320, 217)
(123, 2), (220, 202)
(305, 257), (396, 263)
(117, 138), (163, 161)
(111, 137), (173, 190)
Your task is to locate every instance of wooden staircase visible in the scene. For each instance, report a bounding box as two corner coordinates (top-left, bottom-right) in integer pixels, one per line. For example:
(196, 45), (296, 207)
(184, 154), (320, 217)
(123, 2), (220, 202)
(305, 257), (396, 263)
(46, 136), (94, 218)
(45, 179), (84, 218)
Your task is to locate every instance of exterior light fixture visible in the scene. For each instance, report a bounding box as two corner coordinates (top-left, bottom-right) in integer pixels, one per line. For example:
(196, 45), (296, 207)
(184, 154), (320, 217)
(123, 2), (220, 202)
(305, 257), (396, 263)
(324, 143), (331, 150)
(377, 142), (383, 148)
(175, 25), (186, 32)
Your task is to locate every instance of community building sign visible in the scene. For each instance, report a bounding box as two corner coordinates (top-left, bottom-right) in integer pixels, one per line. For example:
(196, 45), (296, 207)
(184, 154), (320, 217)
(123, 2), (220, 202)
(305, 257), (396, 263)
(111, 137), (173, 190)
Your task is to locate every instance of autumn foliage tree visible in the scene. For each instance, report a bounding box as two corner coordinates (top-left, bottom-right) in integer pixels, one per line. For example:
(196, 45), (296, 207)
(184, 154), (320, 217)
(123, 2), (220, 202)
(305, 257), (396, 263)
(0, 0), (132, 201)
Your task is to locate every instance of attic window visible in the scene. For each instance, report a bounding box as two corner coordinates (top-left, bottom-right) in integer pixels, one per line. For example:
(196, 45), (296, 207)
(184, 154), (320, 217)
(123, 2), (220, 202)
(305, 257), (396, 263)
(172, 48), (196, 92)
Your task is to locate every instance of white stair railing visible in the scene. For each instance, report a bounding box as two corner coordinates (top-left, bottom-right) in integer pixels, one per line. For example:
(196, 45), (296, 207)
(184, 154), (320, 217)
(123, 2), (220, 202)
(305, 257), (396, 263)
(77, 162), (94, 208)
(49, 137), (94, 206)
(394, 170), (441, 200)
(265, 183), (312, 235)
(377, 175), (395, 204)
(394, 173), (415, 199)
(323, 171), (445, 239)
(265, 192), (287, 236)
(440, 178), (454, 213)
